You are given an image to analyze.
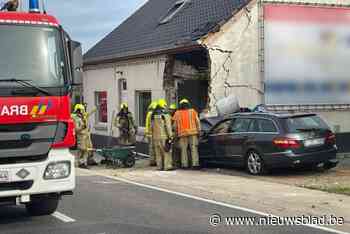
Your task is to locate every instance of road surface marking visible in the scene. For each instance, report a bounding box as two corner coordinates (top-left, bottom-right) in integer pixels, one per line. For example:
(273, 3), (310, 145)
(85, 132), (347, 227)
(80, 169), (350, 234)
(93, 180), (121, 184)
(52, 211), (76, 223)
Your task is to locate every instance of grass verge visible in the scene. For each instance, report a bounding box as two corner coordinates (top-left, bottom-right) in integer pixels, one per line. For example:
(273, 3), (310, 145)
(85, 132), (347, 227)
(302, 185), (350, 196)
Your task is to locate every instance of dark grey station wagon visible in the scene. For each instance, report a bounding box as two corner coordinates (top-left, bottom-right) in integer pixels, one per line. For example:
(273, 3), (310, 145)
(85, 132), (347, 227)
(199, 112), (338, 175)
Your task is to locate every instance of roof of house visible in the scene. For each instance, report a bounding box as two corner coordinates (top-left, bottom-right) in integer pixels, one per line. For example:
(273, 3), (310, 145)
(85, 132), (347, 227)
(84, 0), (248, 65)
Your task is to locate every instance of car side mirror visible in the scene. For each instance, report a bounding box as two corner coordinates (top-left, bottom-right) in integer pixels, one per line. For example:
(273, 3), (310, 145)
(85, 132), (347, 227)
(69, 40), (83, 86)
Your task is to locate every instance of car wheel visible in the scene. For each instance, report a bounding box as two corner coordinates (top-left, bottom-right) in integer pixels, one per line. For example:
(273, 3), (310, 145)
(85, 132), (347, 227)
(314, 162), (338, 172)
(26, 196), (59, 216)
(324, 162), (338, 170)
(246, 150), (266, 175)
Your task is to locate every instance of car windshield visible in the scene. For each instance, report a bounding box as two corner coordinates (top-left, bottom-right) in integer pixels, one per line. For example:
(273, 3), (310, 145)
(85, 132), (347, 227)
(0, 25), (66, 87)
(286, 115), (329, 133)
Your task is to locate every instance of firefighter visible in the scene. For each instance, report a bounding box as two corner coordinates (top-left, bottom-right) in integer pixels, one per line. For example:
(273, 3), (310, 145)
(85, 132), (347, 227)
(71, 104), (91, 169)
(145, 101), (158, 166)
(151, 99), (174, 171)
(169, 103), (181, 168)
(1, 0), (18, 11)
(84, 105), (98, 165)
(172, 99), (201, 169)
(114, 103), (137, 145)
(169, 104), (177, 117)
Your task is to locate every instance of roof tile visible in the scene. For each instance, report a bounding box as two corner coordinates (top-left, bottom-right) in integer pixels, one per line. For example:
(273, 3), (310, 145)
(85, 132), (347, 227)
(84, 0), (247, 64)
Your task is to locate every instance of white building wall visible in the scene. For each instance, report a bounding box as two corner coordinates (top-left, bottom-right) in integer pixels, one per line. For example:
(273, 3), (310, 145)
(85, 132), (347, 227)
(83, 65), (115, 136)
(83, 56), (166, 137)
(314, 111), (350, 133)
(114, 56), (166, 115)
(200, 0), (350, 133)
(199, 0), (261, 111)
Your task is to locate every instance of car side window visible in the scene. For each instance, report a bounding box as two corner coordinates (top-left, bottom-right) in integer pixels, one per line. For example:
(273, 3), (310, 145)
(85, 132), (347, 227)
(258, 119), (277, 133)
(231, 118), (251, 133)
(248, 119), (260, 132)
(210, 119), (232, 135)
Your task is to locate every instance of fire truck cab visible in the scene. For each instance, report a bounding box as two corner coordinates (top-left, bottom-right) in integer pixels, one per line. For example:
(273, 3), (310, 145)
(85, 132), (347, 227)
(0, 0), (81, 216)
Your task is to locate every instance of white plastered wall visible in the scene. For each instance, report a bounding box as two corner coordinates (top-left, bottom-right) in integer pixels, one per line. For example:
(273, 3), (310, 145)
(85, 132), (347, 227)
(83, 56), (166, 137)
(199, 0), (261, 111)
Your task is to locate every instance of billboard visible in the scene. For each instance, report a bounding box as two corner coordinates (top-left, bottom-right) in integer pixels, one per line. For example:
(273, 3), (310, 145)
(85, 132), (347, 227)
(264, 4), (350, 105)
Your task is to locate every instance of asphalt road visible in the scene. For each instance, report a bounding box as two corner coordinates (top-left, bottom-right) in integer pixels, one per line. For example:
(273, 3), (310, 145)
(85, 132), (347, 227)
(0, 172), (343, 234)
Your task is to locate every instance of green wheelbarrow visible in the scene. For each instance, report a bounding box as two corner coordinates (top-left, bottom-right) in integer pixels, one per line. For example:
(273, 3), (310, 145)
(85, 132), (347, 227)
(94, 146), (136, 169)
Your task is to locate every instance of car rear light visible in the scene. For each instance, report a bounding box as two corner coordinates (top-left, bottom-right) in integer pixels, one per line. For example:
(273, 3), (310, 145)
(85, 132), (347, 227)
(325, 132), (336, 145)
(273, 137), (301, 149)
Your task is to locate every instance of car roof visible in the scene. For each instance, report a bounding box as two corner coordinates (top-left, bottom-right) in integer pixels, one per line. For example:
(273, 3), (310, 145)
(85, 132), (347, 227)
(228, 112), (317, 119)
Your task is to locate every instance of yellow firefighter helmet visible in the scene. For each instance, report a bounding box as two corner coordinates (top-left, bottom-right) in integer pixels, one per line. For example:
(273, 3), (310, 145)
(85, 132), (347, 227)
(120, 103), (128, 109)
(179, 99), (190, 105)
(74, 104), (85, 113)
(158, 99), (168, 109)
(148, 101), (158, 111)
(169, 104), (177, 110)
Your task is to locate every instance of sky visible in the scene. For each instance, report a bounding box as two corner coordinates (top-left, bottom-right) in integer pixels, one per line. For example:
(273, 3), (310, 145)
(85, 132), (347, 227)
(41, 0), (148, 53)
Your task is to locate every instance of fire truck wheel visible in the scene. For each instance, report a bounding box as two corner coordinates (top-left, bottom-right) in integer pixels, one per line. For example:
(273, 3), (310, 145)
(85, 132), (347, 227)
(26, 196), (59, 216)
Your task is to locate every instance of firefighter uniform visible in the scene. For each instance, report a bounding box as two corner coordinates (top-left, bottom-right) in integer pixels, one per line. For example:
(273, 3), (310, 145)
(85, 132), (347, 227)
(71, 104), (90, 168)
(145, 101), (158, 166)
(169, 104), (177, 116)
(83, 107), (97, 165)
(151, 99), (174, 171)
(172, 99), (201, 169)
(169, 103), (181, 168)
(114, 103), (137, 145)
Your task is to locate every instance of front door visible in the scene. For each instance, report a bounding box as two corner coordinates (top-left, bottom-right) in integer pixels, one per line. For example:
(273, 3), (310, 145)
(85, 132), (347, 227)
(208, 119), (233, 163)
(222, 118), (253, 166)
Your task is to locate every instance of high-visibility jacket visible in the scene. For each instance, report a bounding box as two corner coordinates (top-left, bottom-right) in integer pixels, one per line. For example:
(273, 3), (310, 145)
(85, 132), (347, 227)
(145, 111), (153, 137)
(172, 109), (201, 137)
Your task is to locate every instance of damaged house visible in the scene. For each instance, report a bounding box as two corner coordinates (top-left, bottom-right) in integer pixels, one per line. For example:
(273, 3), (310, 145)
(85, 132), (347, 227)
(83, 0), (350, 152)
(83, 0), (254, 146)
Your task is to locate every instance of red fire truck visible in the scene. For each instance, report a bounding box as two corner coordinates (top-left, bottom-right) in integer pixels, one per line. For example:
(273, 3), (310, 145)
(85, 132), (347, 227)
(0, 0), (81, 215)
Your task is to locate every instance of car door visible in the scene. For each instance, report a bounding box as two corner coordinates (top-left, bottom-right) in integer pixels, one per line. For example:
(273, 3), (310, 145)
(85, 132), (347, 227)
(253, 118), (280, 155)
(198, 120), (214, 159)
(221, 118), (253, 166)
(206, 119), (233, 163)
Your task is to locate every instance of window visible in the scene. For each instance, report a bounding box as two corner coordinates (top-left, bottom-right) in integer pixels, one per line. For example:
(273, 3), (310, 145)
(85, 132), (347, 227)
(160, 0), (190, 24)
(259, 119), (277, 133)
(0, 25), (65, 87)
(95, 91), (108, 123)
(247, 119), (277, 133)
(211, 119), (232, 135)
(136, 91), (152, 127)
(248, 119), (260, 132)
(231, 118), (251, 133)
(120, 79), (127, 90)
(118, 79), (128, 107)
(286, 115), (329, 133)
